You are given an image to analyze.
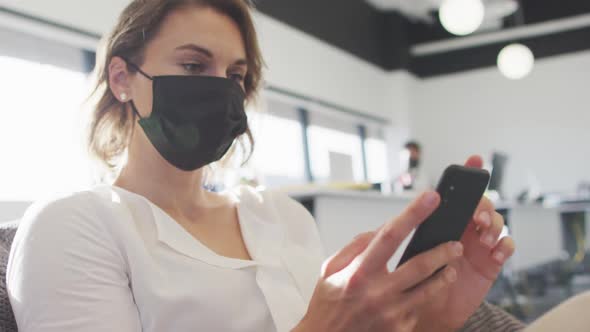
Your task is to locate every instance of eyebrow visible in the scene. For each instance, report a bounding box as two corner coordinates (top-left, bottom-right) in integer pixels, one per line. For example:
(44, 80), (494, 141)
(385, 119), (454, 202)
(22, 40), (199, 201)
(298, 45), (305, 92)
(232, 59), (248, 67)
(175, 44), (213, 58)
(175, 43), (248, 66)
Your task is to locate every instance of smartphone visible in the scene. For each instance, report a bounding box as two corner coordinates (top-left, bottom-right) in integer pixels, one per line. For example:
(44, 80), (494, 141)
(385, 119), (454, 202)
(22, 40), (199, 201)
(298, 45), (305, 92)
(396, 165), (490, 268)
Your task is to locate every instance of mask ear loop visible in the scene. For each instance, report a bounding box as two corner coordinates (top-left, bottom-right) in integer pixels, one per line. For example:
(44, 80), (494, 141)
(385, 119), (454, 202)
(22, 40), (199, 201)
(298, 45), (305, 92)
(129, 100), (143, 120)
(120, 57), (154, 120)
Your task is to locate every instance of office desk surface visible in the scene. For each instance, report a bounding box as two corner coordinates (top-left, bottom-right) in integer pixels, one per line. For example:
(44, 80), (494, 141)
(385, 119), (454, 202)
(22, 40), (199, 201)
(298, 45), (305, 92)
(286, 189), (417, 202)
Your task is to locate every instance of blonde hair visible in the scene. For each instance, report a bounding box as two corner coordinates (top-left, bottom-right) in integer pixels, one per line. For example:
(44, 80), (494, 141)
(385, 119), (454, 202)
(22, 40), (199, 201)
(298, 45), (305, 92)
(86, 0), (263, 180)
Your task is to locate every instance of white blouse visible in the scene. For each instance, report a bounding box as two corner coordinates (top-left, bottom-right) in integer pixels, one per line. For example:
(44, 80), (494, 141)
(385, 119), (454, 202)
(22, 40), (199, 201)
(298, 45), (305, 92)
(7, 185), (325, 332)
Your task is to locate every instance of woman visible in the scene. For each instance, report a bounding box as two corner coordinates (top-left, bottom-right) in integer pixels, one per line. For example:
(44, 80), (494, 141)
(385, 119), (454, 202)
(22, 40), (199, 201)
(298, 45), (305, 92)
(6, 0), (517, 331)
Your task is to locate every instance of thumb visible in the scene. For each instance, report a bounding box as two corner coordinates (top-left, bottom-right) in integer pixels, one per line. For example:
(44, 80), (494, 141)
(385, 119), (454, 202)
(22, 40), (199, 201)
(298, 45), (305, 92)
(464, 155), (484, 169)
(321, 231), (376, 278)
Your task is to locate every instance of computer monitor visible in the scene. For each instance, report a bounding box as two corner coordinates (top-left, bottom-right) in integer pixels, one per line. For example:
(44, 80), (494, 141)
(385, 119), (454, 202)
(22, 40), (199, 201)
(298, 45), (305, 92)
(329, 151), (355, 183)
(489, 152), (508, 197)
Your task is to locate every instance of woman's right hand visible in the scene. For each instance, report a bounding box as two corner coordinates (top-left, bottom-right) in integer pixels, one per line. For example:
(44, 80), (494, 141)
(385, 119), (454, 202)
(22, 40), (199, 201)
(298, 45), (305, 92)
(294, 191), (464, 332)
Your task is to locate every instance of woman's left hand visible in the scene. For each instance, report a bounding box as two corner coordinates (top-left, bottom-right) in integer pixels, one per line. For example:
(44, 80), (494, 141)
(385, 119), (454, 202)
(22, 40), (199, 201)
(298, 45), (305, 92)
(414, 155), (516, 332)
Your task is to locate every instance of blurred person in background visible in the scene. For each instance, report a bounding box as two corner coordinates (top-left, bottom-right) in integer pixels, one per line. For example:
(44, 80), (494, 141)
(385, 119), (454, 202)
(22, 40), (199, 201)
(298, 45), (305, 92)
(397, 140), (432, 192)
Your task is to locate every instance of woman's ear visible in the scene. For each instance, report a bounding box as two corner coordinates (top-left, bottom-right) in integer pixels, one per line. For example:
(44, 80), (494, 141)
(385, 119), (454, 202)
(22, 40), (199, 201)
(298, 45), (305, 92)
(108, 56), (132, 103)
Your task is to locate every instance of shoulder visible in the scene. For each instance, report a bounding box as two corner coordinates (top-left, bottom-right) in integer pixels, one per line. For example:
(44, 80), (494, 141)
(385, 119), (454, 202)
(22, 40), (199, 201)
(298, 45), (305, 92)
(8, 187), (130, 287)
(21, 186), (120, 225)
(7, 188), (141, 331)
(12, 186), (128, 253)
(19, 190), (103, 228)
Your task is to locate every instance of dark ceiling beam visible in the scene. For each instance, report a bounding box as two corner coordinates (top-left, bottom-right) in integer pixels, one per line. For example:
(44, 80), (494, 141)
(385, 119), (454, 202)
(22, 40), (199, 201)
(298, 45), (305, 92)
(521, 0), (590, 25)
(411, 25), (590, 78)
(382, 12), (411, 69)
(409, 0), (590, 44)
(255, 0), (411, 70)
(257, 0), (590, 76)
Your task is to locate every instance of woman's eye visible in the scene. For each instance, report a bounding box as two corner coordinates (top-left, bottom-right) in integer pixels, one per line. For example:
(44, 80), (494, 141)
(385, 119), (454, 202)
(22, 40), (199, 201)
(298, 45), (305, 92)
(229, 73), (245, 83)
(181, 63), (203, 73)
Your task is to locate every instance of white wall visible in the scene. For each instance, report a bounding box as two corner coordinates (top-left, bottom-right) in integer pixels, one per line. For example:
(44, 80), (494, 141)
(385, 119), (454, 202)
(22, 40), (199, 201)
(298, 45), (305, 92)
(382, 72), (414, 180)
(254, 13), (395, 121)
(409, 50), (590, 198)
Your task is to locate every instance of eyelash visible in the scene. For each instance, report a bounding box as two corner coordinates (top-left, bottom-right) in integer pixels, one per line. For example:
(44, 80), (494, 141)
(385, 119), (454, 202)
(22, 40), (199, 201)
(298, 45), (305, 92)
(229, 73), (245, 83)
(181, 63), (245, 83)
(181, 63), (204, 74)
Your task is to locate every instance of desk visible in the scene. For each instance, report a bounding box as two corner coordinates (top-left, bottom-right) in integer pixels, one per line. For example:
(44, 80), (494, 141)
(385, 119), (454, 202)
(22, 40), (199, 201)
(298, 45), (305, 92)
(480, 201), (590, 273)
(507, 205), (564, 271)
(555, 200), (590, 252)
(290, 190), (590, 273)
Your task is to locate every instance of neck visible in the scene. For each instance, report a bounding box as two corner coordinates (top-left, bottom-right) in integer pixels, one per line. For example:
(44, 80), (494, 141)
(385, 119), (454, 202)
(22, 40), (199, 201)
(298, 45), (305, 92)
(113, 143), (213, 217)
(113, 122), (237, 219)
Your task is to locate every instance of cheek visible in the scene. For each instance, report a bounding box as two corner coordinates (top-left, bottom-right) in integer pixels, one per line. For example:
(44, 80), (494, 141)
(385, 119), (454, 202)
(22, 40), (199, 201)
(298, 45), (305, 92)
(131, 77), (154, 117)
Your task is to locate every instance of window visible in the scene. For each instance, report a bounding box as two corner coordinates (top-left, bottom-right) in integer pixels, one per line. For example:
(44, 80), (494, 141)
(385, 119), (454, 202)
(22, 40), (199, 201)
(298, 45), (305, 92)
(365, 137), (388, 183)
(307, 111), (365, 183)
(244, 99), (390, 187)
(0, 29), (92, 201)
(245, 100), (307, 188)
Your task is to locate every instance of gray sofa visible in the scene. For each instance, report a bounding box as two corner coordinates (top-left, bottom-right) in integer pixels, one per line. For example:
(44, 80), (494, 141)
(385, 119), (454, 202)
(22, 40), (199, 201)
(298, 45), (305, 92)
(0, 222), (18, 332)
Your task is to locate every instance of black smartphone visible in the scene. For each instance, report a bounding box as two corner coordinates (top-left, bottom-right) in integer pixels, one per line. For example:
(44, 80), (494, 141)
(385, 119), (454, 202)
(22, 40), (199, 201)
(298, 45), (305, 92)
(396, 165), (490, 268)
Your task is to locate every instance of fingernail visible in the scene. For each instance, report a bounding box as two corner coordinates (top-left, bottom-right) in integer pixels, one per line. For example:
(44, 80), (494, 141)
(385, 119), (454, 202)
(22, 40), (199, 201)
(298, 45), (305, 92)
(453, 242), (464, 256)
(422, 192), (438, 208)
(446, 268), (457, 283)
(479, 211), (491, 227)
(494, 252), (505, 263)
(481, 234), (494, 247)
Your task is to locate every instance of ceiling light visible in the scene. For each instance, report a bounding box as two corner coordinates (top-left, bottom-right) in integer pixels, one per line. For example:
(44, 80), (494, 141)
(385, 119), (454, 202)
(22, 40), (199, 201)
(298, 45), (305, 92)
(497, 43), (535, 80)
(439, 0), (485, 36)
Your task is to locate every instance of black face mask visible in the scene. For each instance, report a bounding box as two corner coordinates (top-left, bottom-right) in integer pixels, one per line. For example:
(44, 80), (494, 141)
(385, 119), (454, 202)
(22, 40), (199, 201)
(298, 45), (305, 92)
(409, 158), (420, 169)
(125, 61), (248, 171)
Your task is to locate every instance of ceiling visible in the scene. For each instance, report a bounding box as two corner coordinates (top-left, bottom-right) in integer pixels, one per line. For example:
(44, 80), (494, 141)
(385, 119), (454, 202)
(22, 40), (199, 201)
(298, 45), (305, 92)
(366, 0), (523, 44)
(256, 0), (590, 77)
(1, 0), (589, 78)
(364, 0), (442, 20)
(364, 0), (516, 22)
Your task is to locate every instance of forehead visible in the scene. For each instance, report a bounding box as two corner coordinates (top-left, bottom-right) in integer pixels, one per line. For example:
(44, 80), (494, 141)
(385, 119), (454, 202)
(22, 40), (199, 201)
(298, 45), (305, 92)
(147, 6), (247, 60)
